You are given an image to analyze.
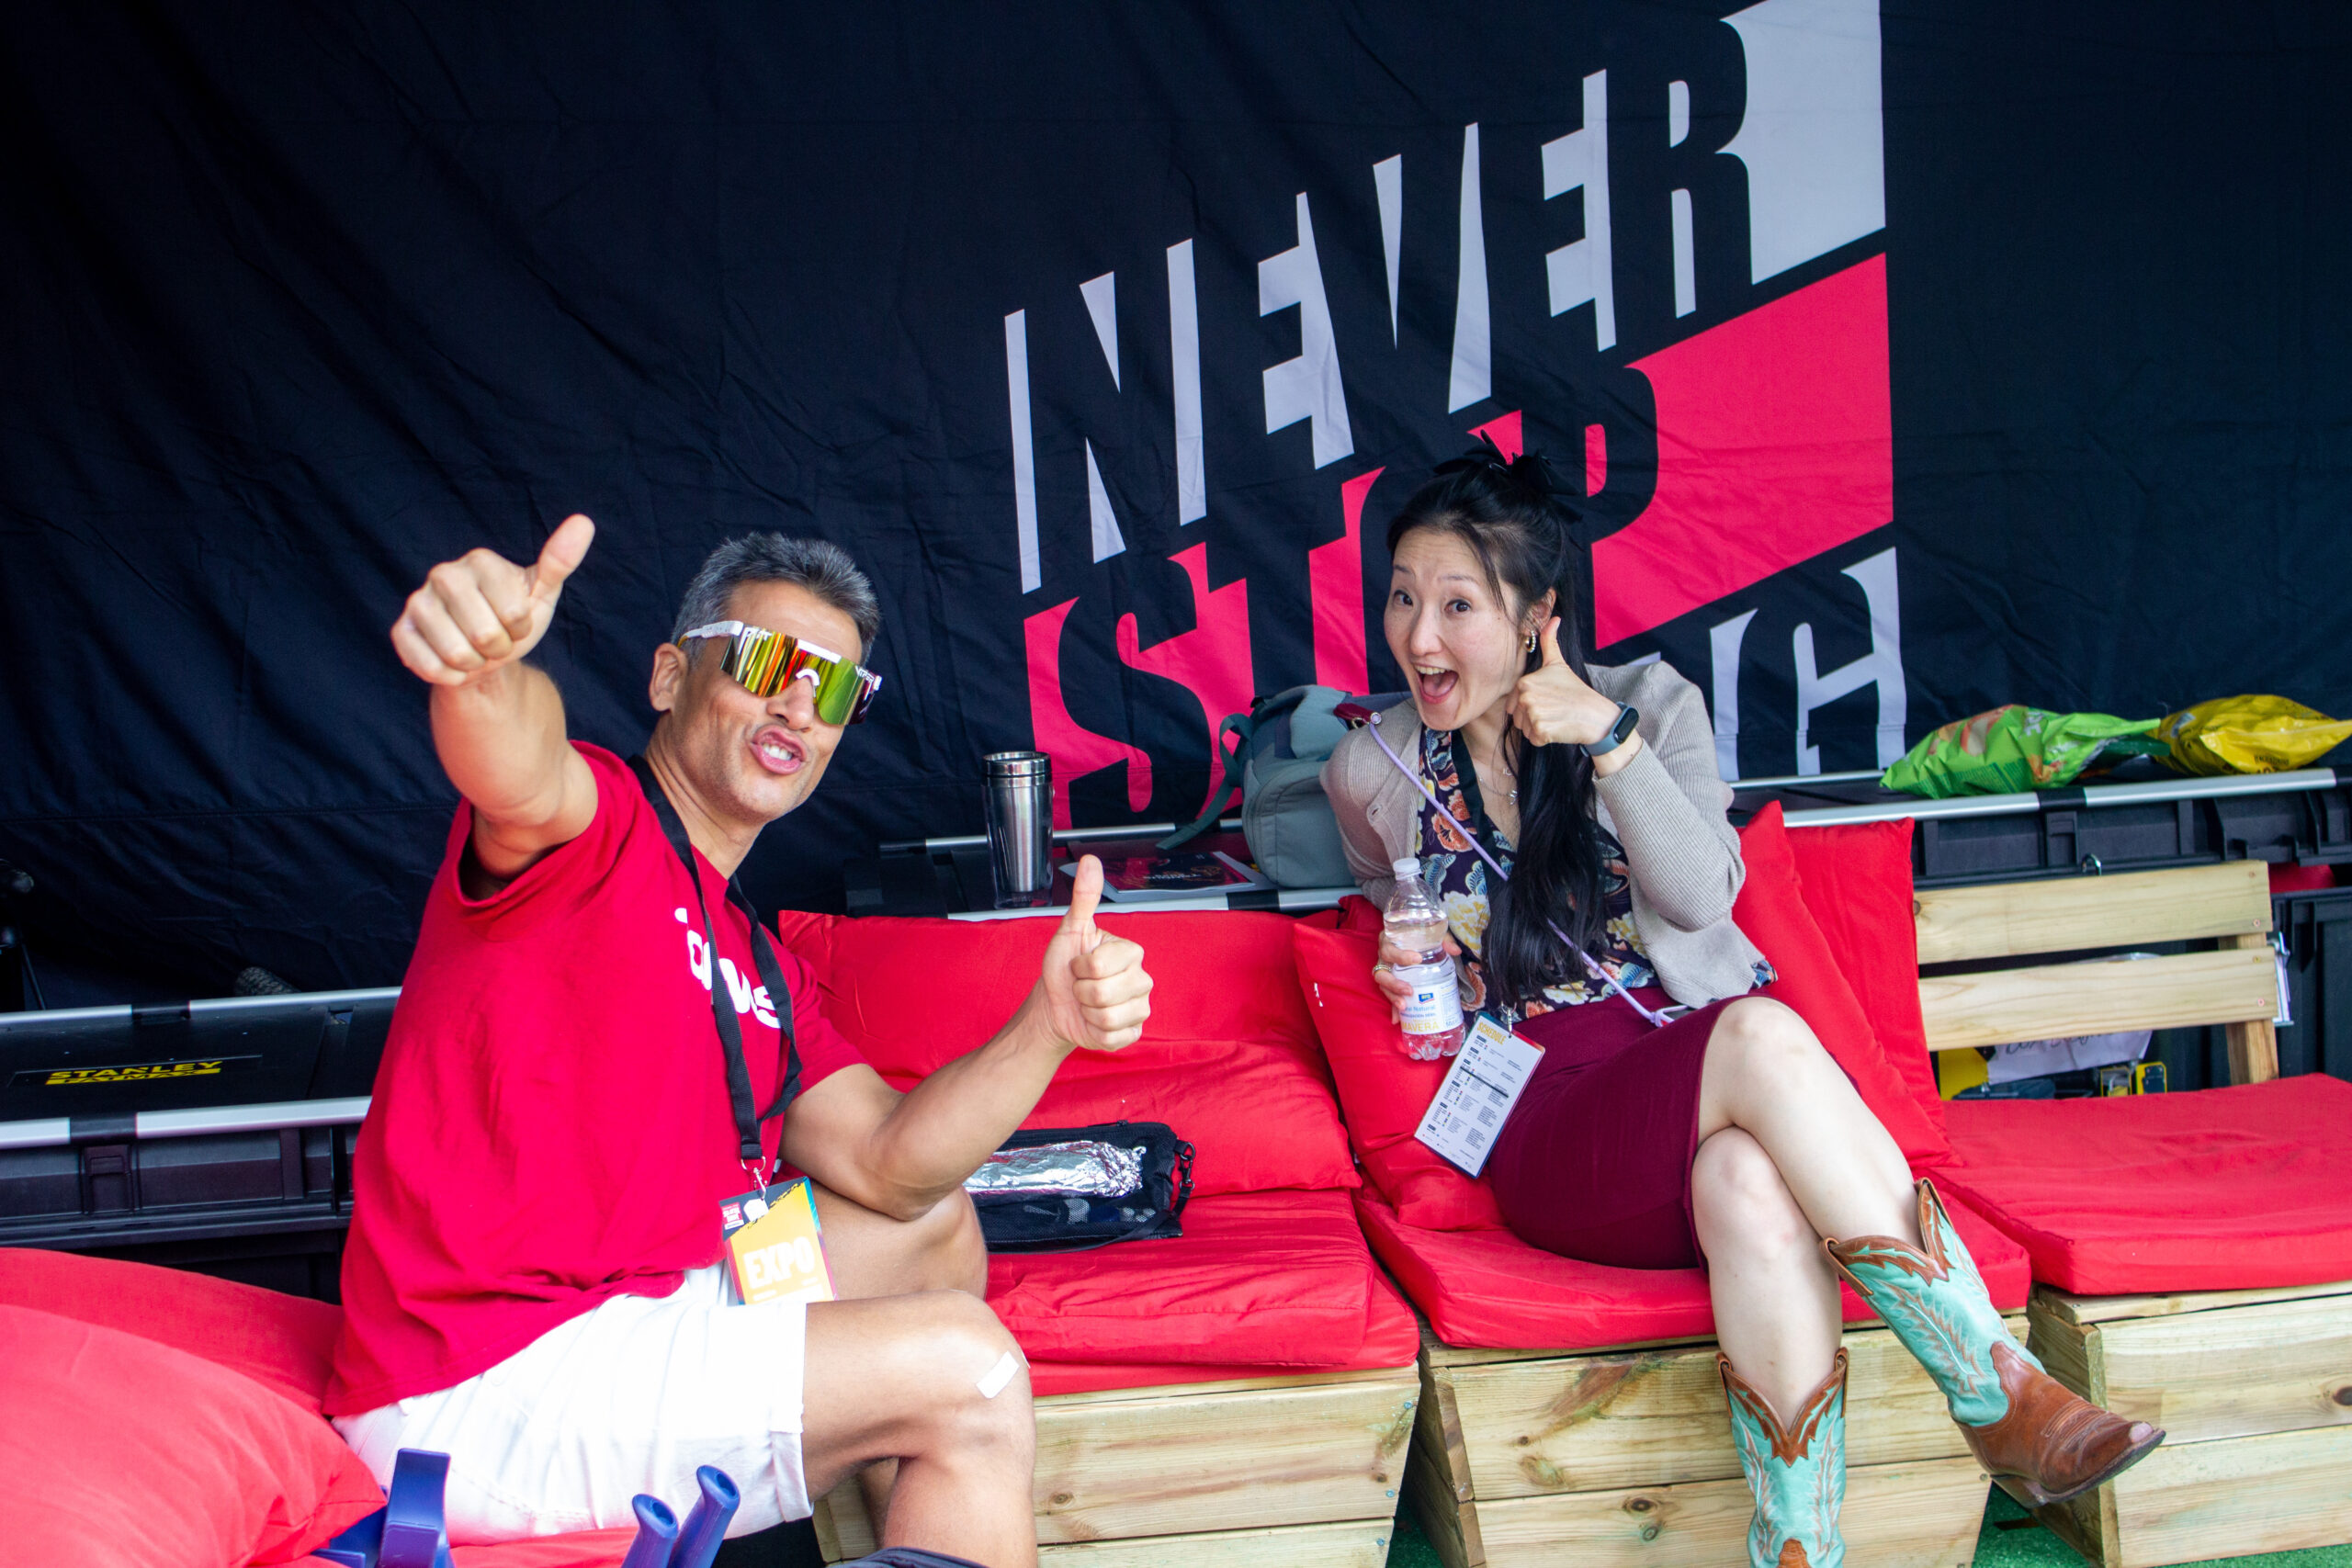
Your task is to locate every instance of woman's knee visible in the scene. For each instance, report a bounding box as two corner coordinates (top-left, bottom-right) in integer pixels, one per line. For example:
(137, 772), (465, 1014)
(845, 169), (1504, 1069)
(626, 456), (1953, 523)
(1711, 997), (1836, 1088)
(1690, 1130), (1811, 1254)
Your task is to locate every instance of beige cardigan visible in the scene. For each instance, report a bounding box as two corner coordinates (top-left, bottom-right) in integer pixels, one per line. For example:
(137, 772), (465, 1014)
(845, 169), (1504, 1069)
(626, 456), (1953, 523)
(1320, 660), (1766, 1008)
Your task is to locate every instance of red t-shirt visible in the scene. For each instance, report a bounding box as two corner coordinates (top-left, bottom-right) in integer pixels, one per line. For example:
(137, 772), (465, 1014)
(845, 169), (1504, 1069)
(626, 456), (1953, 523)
(326, 742), (866, 1414)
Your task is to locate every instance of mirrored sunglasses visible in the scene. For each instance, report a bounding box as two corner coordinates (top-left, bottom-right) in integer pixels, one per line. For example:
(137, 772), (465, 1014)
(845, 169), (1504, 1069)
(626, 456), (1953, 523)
(679, 620), (882, 725)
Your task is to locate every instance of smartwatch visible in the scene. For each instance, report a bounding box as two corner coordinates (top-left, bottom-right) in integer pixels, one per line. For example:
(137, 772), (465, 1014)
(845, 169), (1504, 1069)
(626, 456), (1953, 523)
(1582, 703), (1640, 758)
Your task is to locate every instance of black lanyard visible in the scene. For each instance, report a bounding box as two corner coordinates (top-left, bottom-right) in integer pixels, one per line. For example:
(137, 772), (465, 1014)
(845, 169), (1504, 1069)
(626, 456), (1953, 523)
(628, 754), (803, 1177)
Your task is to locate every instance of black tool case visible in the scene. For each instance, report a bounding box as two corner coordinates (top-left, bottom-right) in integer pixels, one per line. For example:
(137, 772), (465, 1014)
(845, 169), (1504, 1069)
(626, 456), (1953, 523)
(0, 988), (397, 1297)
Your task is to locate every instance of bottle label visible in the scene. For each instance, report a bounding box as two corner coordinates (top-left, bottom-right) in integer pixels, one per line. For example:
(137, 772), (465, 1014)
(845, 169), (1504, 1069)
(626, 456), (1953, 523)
(1393, 959), (1464, 1035)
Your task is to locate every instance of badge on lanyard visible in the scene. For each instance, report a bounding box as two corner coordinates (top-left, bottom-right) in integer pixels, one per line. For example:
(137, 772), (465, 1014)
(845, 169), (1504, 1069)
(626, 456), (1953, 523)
(720, 1178), (836, 1307)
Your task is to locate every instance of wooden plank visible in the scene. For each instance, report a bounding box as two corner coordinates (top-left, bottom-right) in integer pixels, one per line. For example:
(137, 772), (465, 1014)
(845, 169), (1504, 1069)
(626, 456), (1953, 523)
(1035, 1517), (1395, 1567)
(2083, 1292), (2352, 1444)
(2222, 932), (2283, 1083)
(813, 1368), (1420, 1562)
(1472, 1455), (1990, 1568)
(1913, 861), (2270, 965)
(2101, 1424), (2352, 1568)
(2036, 1278), (2352, 1326)
(1030, 1371), (1418, 1544)
(1446, 1319), (2018, 1500)
(2026, 1293), (2105, 1407)
(1918, 947), (2278, 1053)
(1406, 1358), (1485, 1568)
(1032, 1361), (1412, 1406)
(814, 1483), (877, 1562)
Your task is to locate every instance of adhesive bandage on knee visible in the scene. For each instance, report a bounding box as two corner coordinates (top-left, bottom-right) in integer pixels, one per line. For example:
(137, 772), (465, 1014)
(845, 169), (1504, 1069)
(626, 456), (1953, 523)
(975, 1349), (1021, 1400)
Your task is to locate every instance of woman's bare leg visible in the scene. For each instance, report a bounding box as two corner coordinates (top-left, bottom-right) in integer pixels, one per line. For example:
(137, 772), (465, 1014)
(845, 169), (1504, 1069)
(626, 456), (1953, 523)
(1697, 998), (1919, 1248)
(1693, 1127), (1845, 1419)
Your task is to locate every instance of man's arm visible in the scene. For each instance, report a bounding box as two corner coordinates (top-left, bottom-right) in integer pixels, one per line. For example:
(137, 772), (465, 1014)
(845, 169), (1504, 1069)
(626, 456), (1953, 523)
(780, 858), (1153, 1221)
(390, 515), (600, 892)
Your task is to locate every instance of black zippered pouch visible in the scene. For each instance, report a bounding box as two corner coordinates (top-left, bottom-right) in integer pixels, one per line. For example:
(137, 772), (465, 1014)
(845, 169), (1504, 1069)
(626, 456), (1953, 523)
(966, 1120), (1194, 1253)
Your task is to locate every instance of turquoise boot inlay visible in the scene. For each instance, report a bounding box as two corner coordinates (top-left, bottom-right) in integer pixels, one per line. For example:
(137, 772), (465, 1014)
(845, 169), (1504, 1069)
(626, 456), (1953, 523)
(1720, 1348), (1848, 1568)
(1828, 1178), (2041, 1428)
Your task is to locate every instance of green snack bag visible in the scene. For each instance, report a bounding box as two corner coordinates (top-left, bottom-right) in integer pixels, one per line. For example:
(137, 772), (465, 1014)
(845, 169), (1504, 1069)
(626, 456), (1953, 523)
(1881, 705), (2165, 799)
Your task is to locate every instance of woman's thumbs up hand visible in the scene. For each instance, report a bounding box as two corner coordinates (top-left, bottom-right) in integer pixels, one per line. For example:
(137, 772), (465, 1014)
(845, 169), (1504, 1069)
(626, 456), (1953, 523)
(1038, 855), (1153, 1053)
(1505, 616), (1636, 764)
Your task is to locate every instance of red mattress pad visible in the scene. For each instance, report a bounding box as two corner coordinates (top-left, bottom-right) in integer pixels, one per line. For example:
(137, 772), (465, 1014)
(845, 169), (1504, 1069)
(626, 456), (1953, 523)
(1357, 1184), (2030, 1351)
(1939, 1075), (2352, 1295)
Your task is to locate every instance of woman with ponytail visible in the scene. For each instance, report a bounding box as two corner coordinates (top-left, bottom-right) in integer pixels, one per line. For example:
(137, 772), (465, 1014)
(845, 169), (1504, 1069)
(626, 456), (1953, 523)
(1322, 446), (2158, 1568)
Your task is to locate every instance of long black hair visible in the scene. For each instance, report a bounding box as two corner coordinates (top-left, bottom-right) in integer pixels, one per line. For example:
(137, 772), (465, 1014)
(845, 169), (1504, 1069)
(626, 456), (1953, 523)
(1386, 444), (1604, 1009)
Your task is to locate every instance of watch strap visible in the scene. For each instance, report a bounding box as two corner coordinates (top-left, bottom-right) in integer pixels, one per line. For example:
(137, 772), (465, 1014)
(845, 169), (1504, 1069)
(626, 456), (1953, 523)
(1582, 703), (1640, 757)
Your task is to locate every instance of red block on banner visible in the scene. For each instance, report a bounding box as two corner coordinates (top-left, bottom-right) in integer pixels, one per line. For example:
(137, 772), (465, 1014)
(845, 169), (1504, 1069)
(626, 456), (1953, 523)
(1309, 469), (1381, 694)
(1024, 596), (1153, 830)
(1591, 254), (1892, 649)
(1117, 544), (1253, 815)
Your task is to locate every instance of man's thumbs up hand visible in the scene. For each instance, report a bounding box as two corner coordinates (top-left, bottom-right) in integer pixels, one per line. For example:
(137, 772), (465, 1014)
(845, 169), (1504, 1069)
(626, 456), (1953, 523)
(1038, 854), (1152, 1053)
(392, 514), (597, 688)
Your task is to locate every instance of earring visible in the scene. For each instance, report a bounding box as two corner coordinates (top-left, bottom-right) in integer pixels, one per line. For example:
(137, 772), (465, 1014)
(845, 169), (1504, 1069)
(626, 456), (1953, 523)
(1523, 632), (1537, 652)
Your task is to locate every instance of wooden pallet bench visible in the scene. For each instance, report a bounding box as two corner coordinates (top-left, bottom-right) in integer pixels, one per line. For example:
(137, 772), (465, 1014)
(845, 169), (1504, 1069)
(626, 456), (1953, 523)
(1919, 858), (2352, 1566)
(1406, 1315), (2016, 1568)
(810, 1361), (1422, 1566)
(2027, 1280), (2352, 1568)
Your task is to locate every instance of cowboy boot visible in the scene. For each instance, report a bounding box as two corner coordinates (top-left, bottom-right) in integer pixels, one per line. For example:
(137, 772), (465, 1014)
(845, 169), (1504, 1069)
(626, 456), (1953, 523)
(1719, 1348), (1848, 1568)
(1826, 1178), (2163, 1507)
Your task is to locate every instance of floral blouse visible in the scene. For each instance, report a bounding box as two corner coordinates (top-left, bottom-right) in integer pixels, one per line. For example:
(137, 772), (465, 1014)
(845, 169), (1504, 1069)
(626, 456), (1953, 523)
(1412, 725), (1655, 1027)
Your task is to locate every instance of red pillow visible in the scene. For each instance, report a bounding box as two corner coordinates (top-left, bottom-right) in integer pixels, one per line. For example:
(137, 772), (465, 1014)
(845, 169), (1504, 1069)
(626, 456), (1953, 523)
(775, 908), (1356, 1195)
(1735, 805), (1952, 1167)
(0, 1303), (383, 1568)
(0, 1247), (340, 1412)
(1785, 818), (1946, 1134)
(1293, 920), (1508, 1230)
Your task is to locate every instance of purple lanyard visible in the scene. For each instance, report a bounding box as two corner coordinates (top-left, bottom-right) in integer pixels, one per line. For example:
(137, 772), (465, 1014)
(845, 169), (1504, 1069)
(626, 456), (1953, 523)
(1364, 711), (1677, 1029)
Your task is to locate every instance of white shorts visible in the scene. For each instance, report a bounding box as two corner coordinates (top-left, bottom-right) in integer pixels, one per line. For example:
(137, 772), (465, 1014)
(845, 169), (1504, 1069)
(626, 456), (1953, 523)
(334, 1264), (809, 1545)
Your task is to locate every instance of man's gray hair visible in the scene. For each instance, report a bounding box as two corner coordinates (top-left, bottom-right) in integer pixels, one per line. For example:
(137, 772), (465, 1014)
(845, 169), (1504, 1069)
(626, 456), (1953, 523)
(671, 535), (882, 656)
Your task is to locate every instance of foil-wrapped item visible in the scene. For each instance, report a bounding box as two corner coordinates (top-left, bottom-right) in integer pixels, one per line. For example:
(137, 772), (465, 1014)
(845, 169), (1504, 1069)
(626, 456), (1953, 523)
(964, 1139), (1144, 1199)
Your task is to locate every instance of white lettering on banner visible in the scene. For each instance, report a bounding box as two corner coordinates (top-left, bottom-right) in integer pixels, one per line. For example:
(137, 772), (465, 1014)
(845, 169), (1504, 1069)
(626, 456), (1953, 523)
(1543, 72), (1615, 352)
(1079, 274), (1127, 562)
(1374, 154), (1403, 346)
(1710, 609), (1759, 783)
(1793, 547), (1907, 775)
(1167, 240), (1205, 524)
(685, 928), (711, 990)
(1722, 0), (1886, 283)
(1447, 124), (1490, 413)
(1004, 310), (1041, 593)
(718, 956), (754, 1016)
(1258, 192), (1352, 468)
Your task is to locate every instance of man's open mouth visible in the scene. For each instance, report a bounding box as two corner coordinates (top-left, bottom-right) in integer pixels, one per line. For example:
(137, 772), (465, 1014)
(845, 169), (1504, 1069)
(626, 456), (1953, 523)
(752, 728), (806, 775)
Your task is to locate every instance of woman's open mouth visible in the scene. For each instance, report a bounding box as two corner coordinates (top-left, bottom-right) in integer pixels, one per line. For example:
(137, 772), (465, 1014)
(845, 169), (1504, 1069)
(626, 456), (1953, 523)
(1414, 666), (1459, 705)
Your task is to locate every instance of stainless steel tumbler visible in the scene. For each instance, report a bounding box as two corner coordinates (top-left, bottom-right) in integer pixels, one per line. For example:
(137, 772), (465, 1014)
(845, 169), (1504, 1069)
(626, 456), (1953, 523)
(983, 750), (1054, 907)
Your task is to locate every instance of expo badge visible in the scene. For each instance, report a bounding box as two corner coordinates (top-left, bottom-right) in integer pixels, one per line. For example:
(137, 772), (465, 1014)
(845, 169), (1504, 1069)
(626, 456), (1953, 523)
(720, 1178), (836, 1307)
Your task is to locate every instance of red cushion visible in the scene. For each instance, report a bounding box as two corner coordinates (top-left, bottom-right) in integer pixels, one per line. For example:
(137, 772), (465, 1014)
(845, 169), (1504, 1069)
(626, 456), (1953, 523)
(775, 909), (1356, 1195)
(0, 1247), (340, 1411)
(987, 1188), (1398, 1370)
(1785, 818), (1947, 1138)
(1735, 806), (1952, 1167)
(1356, 1184), (2030, 1350)
(1293, 919), (1507, 1230)
(0, 1303), (382, 1568)
(1023, 1269), (1421, 1397)
(1939, 1077), (2352, 1293)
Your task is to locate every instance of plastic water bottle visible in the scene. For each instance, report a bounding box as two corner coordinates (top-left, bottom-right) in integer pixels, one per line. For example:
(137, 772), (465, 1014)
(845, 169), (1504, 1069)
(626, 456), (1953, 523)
(1385, 856), (1465, 1059)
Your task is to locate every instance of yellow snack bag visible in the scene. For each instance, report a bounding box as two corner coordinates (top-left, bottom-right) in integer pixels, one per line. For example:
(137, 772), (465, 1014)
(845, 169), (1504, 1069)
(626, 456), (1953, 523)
(2156, 695), (2352, 776)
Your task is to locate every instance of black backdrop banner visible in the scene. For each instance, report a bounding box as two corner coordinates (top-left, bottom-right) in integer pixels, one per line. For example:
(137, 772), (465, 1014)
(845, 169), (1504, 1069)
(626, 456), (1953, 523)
(2, 3), (2347, 996)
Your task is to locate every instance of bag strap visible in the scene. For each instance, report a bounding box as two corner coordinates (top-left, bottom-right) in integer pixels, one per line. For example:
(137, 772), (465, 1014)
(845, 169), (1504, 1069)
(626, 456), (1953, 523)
(1156, 710), (1258, 850)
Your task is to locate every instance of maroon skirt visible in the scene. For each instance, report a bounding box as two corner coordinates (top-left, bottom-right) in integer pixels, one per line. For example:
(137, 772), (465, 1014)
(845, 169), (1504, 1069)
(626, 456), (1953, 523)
(1483, 990), (1740, 1270)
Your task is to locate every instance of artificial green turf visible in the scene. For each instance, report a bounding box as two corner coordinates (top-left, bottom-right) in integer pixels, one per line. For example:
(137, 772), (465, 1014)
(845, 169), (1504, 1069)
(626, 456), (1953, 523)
(1379, 1491), (2352, 1568)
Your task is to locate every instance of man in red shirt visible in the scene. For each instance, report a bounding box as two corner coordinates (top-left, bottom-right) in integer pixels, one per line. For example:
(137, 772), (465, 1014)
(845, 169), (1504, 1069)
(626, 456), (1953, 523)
(331, 515), (1151, 1568)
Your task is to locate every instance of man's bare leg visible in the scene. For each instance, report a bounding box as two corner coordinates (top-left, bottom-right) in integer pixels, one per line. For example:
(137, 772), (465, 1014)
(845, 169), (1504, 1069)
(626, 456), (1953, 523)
(812, 1184), (994, 1536)
(801, 1290), (1035, 1568)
